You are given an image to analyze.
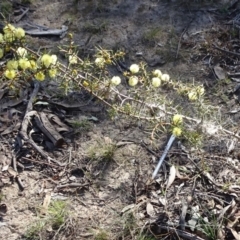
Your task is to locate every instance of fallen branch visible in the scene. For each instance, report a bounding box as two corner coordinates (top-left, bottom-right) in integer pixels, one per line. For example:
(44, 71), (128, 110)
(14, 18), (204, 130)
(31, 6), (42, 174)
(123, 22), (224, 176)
(213, 43), (240, 58)
(19, 111), (65, 166)
(25, 25), (68, 38)
(19, 81), (65, 167)
(156, 225), (205, 240)
(35, 112), (64, 147)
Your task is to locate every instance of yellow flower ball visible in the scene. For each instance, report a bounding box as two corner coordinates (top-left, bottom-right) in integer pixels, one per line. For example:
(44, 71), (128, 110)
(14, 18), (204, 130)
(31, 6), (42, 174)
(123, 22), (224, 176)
(95, 57), (105, 67)
(4, 32), (15, 42)
(29, 60), (38, 70)
(3, 24), (15, 34)
(153, 69), (162, 78)
(172, 114), (183, 125)
(129, 64), (139, 74)
(172, 127), (182, 137)
(4, 69), (16, 80)
(49, 68), (57, 78)
(7, 60), (18, 70)
(83, 81), (89, 87)
(0, 34), (4, 43)
(15, 27), (25, 39)
(151, 77), (161, 87)
(0, 48), (4, 59)
(197, 86), (205, 96)
(16, 47), (27, 58)
(69, 55), (78, 64)
(111, 76), (121, 86)
(161, 73), (170, 81)
(105, 59), (112, 64)
(19, 58), (31, 70)
(128, 76), (138, 86)
(41, 54), (53, 68)
(188, 91), (198, 101)
(35, 72), (45, 81)
(51, 55), (58, 65)
(72, 69), (78, 76)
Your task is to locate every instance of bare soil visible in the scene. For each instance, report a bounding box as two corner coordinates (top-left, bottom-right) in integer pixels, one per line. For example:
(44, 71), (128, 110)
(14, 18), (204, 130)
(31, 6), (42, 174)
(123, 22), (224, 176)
(0, 0), (240, 239)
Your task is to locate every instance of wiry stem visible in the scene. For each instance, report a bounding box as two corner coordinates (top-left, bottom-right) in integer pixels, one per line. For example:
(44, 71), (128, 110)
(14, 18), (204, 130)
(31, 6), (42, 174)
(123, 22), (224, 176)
(25, 47), (240, 141)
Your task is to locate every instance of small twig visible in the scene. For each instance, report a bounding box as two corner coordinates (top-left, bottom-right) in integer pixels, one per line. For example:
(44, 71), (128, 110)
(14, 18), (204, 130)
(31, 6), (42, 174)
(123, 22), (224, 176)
(220, 127), (240, 141)
(179, 198), (191, 230)
(16, 176), (24, 190)
(16, 162), (24, 170)
(52, 218), (69, 240)
(176, 29), (187, 59)
(56, 183), (89, 189)
(212, 43), (240, 57)
(20, 156), (64, 168)
(140, 141), (158, 157)
(26, 81), (39, 113)
(176, 18), (194, 59)
(14, 7), (29, 22)
(12, 154), (17, 172)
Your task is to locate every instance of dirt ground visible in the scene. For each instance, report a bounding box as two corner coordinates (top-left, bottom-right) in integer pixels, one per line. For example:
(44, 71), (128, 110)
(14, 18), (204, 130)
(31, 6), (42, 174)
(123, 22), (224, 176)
(0, 0), (240, 239)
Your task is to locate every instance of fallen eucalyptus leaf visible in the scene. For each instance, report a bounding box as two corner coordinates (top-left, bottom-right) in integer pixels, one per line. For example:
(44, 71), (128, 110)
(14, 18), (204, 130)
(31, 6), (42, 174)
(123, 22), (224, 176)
(34, 101), (49, 105)
(121, 204), (135, 213)
(88, 116), (98, 122)
(229, 228), (240, 240)
(159, 197), (167, 206)
(146, 202), (155, 217)
(40, 192), (52, 215)
(166, 165), (176, 189)
(188, 218), (198, 231)
(227, 216), (240, 228)
(214, 65), (226, 80)
(2, 165), (9, 171)
(217, 204), (232, 222)
(7, 167), (18, 178)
